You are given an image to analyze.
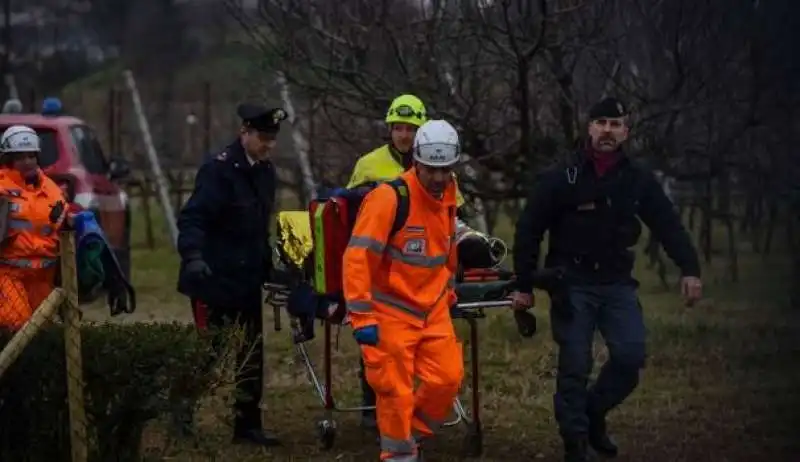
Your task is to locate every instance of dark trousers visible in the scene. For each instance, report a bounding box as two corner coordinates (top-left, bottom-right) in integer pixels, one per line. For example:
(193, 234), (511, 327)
(191, 297), (265, 430)
(359, 357), (377, 410)
(550, 284), (646, 438)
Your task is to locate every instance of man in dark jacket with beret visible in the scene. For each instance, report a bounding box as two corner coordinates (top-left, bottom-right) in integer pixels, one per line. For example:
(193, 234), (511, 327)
(176, 103), (287, 446)
(510, 97), (703, 461)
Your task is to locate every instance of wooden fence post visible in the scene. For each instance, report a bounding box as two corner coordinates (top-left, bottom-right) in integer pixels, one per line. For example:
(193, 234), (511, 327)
(59, 231), (88, 462)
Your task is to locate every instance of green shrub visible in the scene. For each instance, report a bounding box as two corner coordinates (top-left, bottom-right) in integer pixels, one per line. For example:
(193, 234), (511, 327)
(0, 322), (240, 462)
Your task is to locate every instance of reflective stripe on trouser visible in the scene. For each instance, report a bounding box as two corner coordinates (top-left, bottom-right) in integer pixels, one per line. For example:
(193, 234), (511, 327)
(380, 433), (417, 461)
(361, 310), (464, 461)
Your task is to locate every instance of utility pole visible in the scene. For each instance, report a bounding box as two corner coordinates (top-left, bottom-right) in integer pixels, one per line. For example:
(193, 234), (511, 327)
(1, 0), (12, 100)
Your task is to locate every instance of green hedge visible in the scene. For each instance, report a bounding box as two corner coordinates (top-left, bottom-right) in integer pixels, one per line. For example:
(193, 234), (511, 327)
(0, 322), (239, 462)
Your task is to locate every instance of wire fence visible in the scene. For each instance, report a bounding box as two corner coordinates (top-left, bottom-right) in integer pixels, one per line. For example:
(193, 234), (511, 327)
(0, 231), (88, 462)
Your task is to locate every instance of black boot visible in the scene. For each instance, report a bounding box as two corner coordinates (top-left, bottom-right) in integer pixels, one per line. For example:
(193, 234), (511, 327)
(232, 427), (281, 447)
(359, 359), (378, 430)
(233, 415), (281, 447)
(588, 411), (618, 457)
(563, 436), (589, 462)
(361, 410), (378, 430)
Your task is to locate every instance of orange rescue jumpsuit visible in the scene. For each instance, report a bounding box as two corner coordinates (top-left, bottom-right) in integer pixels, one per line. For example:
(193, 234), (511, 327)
(0, 167), (67, 330)
(343, 168), (463, 461)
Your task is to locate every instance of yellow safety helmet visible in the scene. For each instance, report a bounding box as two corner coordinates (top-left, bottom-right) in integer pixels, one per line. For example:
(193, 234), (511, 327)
(385, 94), (427, 127)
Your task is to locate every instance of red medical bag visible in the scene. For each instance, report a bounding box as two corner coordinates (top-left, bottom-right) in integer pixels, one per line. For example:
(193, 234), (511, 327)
(309, 196), (351, 297)
(308, 179), (410, 299)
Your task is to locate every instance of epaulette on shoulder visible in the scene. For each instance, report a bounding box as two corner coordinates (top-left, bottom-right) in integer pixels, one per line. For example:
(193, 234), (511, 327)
(215, 151), (229, 162)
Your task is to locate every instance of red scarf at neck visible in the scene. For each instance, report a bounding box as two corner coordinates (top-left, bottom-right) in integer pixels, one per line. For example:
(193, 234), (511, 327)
(589, 147), (621, 177)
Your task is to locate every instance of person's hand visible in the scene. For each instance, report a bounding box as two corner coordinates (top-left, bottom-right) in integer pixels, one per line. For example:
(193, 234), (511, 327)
(447, 288), (458, 307)
(49, 200), (66, 224)
(509, 291), (533, 311)
(186, 259), (212, 280)
(353, 325), (379, 346)
(680, 276), (703, 306)
(514, 310), (538, 337)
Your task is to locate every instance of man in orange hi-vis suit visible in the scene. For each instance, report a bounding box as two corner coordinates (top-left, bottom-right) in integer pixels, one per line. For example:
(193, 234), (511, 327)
(343, 119), (464, 462)
(0, 125), (69, 330)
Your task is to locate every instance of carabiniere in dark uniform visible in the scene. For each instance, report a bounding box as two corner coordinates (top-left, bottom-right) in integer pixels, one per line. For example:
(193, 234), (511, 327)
(177, 103), (287, 446)
(512, 97), (702, 462)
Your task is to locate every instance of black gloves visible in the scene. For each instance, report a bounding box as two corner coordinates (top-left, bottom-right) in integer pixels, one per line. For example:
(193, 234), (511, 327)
(185, 258), (212, 280)
(514, 310), (538, 338)
(49, 200), (66, 224)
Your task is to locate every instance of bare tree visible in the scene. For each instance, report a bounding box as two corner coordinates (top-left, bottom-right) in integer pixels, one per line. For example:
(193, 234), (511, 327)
(223, 0), (799, 287)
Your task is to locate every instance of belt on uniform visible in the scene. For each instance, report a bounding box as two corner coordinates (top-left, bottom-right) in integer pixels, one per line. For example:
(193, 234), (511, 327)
(563, 254), (626, 273)
(0, 258), (58, 269)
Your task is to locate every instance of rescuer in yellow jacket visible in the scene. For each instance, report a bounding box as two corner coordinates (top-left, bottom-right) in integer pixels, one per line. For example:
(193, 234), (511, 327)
(344, 120), (464, 461)
(347, 94), (465, 207)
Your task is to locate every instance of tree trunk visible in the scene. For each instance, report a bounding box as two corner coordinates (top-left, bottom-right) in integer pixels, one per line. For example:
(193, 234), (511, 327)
(718, 169), (738, 282)
(699, 174), (713, 263)
(763, 202), (777, 255)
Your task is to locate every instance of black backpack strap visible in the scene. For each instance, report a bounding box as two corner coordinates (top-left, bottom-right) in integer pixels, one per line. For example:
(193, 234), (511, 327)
(387, 178), (410, 239)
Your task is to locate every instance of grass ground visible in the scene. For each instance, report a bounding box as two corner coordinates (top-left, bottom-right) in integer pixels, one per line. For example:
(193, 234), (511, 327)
(84, 202), (800, 461)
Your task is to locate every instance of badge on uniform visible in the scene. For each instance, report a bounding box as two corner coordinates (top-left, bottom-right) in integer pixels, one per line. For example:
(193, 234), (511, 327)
(577, 202), (596, 211)
(403, 238), (426, 255)
(216, 151), (228, 161)
(272, 108), (287, 125)
(405, 226), (425, 235)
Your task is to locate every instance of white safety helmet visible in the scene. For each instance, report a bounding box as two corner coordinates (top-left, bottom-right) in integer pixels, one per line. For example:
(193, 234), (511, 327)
(0, 125), (40, 154)
(412, 119), (460, 168)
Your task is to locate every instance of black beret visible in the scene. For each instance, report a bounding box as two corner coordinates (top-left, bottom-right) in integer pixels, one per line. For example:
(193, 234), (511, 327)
(237, 103), (288, 132)
(588, 97), (628, 120)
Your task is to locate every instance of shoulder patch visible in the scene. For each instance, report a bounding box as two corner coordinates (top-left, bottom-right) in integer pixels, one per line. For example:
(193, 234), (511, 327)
(215, 151), (229, 161)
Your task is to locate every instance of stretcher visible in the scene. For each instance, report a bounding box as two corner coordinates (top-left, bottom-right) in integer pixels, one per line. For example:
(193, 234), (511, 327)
(266, 212), (527, 457)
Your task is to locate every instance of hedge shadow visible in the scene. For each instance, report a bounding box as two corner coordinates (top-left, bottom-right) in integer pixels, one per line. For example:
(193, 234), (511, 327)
(0, 322), (243, 462)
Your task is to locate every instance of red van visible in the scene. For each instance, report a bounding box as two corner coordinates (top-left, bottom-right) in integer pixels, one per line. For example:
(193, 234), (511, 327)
(0, 113), (132, 279)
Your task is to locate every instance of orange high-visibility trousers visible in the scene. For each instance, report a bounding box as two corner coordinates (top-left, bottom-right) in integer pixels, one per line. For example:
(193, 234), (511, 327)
(361, 307), (464, 461)
(0, 266), (57, 330)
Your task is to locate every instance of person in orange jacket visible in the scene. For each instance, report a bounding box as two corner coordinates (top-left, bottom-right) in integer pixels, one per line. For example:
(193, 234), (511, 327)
(343, 119), (464, 461)
(0, 125), (70, 330)
(348, 93), (470, 429)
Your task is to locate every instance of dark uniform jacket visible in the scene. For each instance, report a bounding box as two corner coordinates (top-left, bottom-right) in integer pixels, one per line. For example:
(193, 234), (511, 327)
(513, 150), (700, 293)
(177, 139), (276, 308)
